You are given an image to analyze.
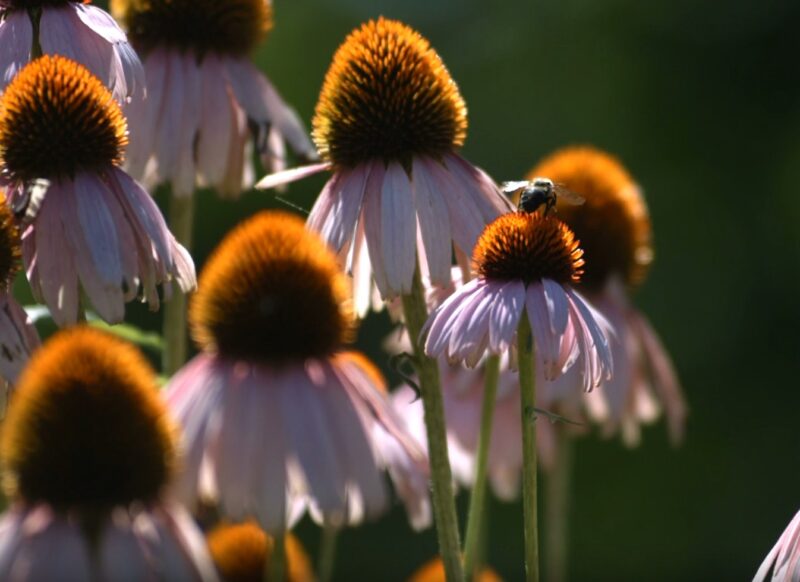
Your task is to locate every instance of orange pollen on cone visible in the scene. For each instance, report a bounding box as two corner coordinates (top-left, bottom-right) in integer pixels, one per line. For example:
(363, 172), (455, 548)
(0, 193), (21, 288)
(473, 211), (584, 285)
(0, 327), (176, 512)
(0, 55), (127, 181)
(526, 145), (653, 290)
(111, 0), (272, 57)
(312, 17), (468, 169)
(206, 523), (315, 582)
(190, 211), (355, 363)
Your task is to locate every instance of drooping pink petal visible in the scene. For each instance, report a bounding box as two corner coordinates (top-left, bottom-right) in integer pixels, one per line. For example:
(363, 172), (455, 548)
(423, 278), (484, 357)
(380, 162), (417, 296)
(526, 282), (560, 379)
(0, 10), (32, 87)
(196, 54), (235, 187)
(362, 161), (389, 297)
(0, 292), (39, 384)
(487, 280), (526, 353)
(755, 509), (800, 582)
(255, 162), (331, 190)
(412, 156), (453, 287)
(172, 51), (203, 197)
(125, 48), (168, 179)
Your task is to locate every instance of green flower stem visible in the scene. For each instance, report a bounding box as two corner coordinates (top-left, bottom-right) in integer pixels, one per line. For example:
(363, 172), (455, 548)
(544, 427), (573, 582)
(462, 354), (501, 580)
(163, 193), (194, 375)
(268, 532), (285, 582)
(401, 267), (464, 582)
(318, 524), (339, 582)
(517, 313), (539, 582)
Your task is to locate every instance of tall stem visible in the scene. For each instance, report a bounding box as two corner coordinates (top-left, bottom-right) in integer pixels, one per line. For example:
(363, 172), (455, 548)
(163, 193), (194, 375)
(544, 428), (573, 582)
(268, 532), (285, 582)
(318, 524), (339, 582)
(401, 268), (464, 582)
(517, 313), (539, 582)
(463, 354), (501, 580)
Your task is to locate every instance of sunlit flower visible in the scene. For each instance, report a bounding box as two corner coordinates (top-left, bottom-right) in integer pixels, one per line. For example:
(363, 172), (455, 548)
(0, 327), (217, 580)
(526, 145), (686, 444)
(408, 557), (503, 582)
(165, 211), (427, 533)
(257, 17), (511, 315)
(424, 210), (613, 392)
(206, 522), (314, 582)
(754, 508), (800, 581)
(0, 56), (195, 326)
(0, 195), (38, 384)
(0, 0), (143, 102)
(111, 0), (315, 198)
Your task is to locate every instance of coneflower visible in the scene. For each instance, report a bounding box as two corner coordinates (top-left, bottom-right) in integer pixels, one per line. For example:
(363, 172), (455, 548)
(166, 211), (427, 534)
(111, 0), (315, 198)
(0, 55), (195, 326)
(0, 327), (217, 580)
(257, 17), (511, 315)
(525, 145), (686, 445)
(0, 0), (143, 102)
(0, 194), (38, 384)
(423, 210), (614, 581)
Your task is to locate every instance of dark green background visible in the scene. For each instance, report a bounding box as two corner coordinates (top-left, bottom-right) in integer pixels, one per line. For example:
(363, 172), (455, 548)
(85, 1), (800, 580)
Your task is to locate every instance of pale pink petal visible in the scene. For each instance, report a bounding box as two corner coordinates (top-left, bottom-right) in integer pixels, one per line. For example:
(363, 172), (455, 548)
(282, 365), (348, 518)
(0, 10), (31, 87)
(0, 292), (40, 384)
(172, 51), (203, 197)
(526, 282), (560, 379)
(447, 280), (497, 362)
(154, 50), (186, 184)
(630, 309), (687, 444)
(412, 156), (452, 287)
(349, 218), (373, 318)
(362, 161), (389, 297)
(255, 162), (331, 190)
(380, 162), (417, 296)
(154, 503), (220, 581)
(423, 278), (484, 357)
(196, 54), (235, 187)
(755, 509), (800, 581)
(125, 48), (168, 178)
(319, 167), (370, 255)
(487, 280), (526, 353)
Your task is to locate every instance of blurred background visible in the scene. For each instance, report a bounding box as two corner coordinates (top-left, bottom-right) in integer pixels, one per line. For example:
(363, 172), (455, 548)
(74, 0), (800, 579)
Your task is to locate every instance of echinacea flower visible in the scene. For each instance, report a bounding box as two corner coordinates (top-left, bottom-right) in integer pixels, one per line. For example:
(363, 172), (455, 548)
(0, 0), (143, 102)
(0, 327), (217, 581)
(257, 17), (511, 315)
(0, 55), (195, 327)
(423, 210), (613, 391)
(206, 522), (314, 582)
(408, 557), (504, 582)
(111, 0), (315, 198)
(527, 145), (686, 444)
(0, 195), (38, 384)
(165, 211), (427, 533)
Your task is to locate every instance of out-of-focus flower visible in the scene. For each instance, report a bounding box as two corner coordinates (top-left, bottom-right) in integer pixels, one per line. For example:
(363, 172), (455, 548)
(526, 145), (686, 445)
(206, 522), (315, 582)
(0, 194), (38, 384)
(257, 17), (511, 316)
(408, 557), (503, 582)
(0, 55), (195, 326)
(0, 0), (143, 102)
(111, 0), (315, 198)
(754, 509), (800, 581)
(165, 211), (427, 533)
(0, 327), (217, 581)
(424, 210), (613, 392)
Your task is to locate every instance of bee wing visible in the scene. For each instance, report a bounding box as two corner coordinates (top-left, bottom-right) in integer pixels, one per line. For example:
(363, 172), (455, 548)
(553, 183), (585, 205)
(500, 180), (530, 195)
(13, 179), (50, 224)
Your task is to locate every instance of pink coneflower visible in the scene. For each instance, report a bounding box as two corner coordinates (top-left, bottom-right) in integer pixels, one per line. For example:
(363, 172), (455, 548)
(424, 210), (613, 391)
(755, 509), (800, 581)
(0, 0), (143, 102)
(165, 211), (427, 533)
(257, 17), (511, 314)
(0, 195), (38, 384)
(0, 327), (217, 580)
(111, 0), (315, 198)
(526, 145), (686, 444)
(0, 55), (195, 327)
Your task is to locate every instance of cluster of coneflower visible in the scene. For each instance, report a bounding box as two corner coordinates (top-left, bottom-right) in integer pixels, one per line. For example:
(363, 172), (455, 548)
(5, 2), (790, 582)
